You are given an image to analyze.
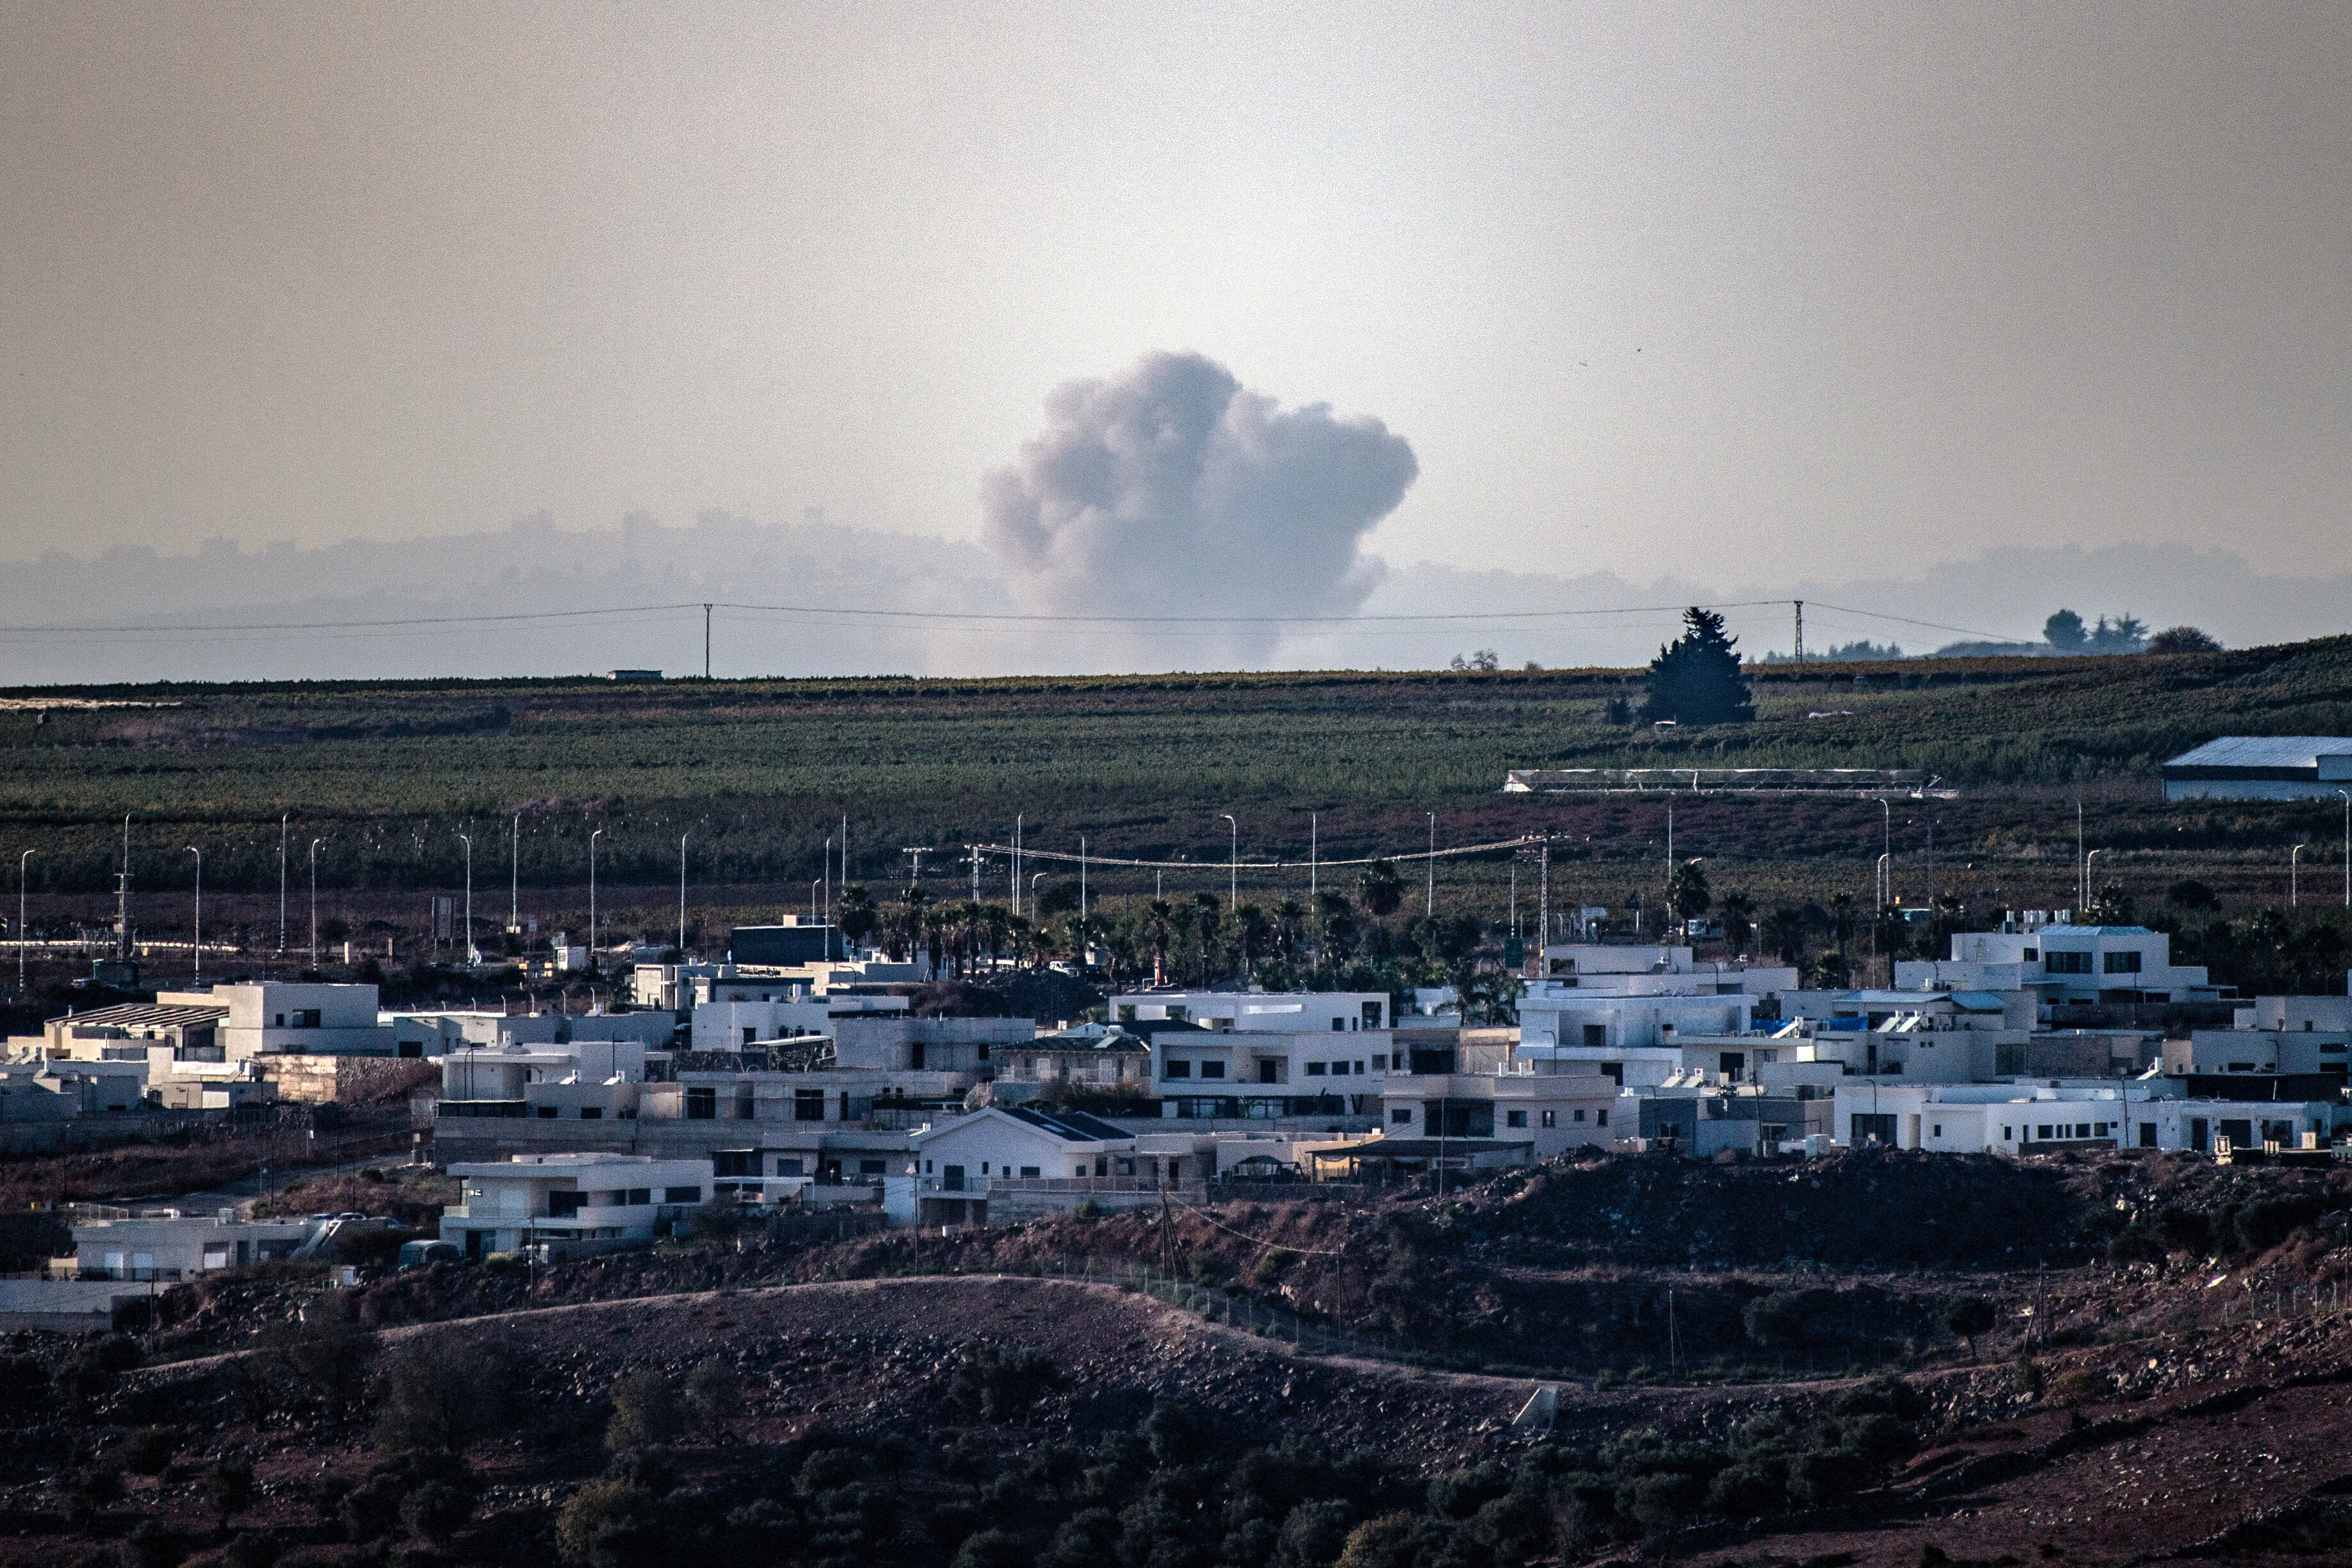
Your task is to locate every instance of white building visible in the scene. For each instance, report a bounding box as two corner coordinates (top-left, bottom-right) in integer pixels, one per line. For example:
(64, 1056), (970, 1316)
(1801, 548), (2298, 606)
(834, 1015), (1036, 1073)
(438, 1153), (710, 1260)
(72, 1213), (324, 1280)
(2162, 736), (2352, 802)
(2160, 1029), (2348, 1078)
(1112, 990), (1390, 1032)
(1897, 927), (2221, 1006)
(1833, 1082), (2139, 1154)
(1148, 1025), (1392, 1117)
(690, 994), (904, 1051)
(1376, 1070), (1621, 1156)
(2244, 996), (2352, 1032)
(1537, 945), (1797, 996)
(154, 982), (396, 1058)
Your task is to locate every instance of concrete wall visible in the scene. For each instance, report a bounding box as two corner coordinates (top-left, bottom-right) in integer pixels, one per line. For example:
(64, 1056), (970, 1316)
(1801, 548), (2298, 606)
(265, 1055), (437, 1105)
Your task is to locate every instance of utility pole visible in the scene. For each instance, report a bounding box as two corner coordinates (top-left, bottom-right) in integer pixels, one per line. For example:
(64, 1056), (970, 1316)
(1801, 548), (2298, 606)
(510, 812), (521, 934)
(278, 812), (288, 955)
(967, 842), (980, 904)
(1012, 813), (1022, 915)
(2076, 799), (2085, 911)
(589, 828), (603, 959)
(1793, 600), (1804, 663)
(1426, 812), (1435, 915)
(308, 838), (323, 965)
(678, 832), (690, 955)
(459, 831), (474, 965)
(187, 847), (201, 980)
(17, 848), (34, 995)
(703, 603), (713, 679)
(118, 813), (130, 962)
(1223, 815), (1238, 910)
(1080, 836), (1088, 930)
(1539, 840), (1549, 958)
(1309, 812), (1317, 904)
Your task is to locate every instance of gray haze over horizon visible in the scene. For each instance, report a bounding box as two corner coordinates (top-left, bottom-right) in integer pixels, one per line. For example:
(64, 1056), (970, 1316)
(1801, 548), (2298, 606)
(0, 511), (2337, 685)
(5, 2), (2351, 681)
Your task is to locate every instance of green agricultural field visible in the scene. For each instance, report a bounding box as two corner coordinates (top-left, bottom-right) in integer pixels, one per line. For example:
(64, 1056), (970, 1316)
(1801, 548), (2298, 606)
(0, 635), (2347, 944)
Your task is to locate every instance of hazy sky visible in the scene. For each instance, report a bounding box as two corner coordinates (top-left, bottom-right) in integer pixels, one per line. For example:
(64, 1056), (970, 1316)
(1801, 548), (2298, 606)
(5, 1), (2350, 598)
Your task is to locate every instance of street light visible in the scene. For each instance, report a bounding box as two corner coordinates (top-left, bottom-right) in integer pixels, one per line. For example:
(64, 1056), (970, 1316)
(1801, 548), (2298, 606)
(1879, 800), (1891, 908)
(510, 812), (521, 935)
(1222, 815), (1238, 910)
(308, 838), (323, 965)
(458, 831), (475, 963)
(2339, 792), (2351, 908)
(677, 831), (690, 955)
(17, 848), (33, 994)
(589, 827), (603, 962)
(186, 846), (201, 980)
(278, 811), (288, 956)
(2292, 843), (2307, 908)
(1428, 812), (1437, 915)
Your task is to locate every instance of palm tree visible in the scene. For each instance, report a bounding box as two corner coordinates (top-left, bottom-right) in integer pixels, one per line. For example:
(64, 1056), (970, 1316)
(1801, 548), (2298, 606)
(1717, 890), (1755, 955)
(1667, 858), (1712, 924)
(893, 885), (930, 965)
(1760, 906), (1809, 966)
(1358, 859), (1405, 922)
(1235, 903), (1271, 976)
(1192, 892), (1224, 984)
(837, 883), (879, 953)
(1144, 899), (1175, 985)
(1315, 891), (1358, 964)
(1272, 899), (1308, 965)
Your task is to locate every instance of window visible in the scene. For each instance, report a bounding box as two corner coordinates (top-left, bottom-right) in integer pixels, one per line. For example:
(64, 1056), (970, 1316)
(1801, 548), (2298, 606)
(664, 1186), (702, 1204)
(537, 1106), (558, 1119)
(1020, 1165), (1040, 1177)
(1199, 1060), (1226, 1080)
(1391, 1108), (1413, 1124)
(2227, 1062), (2256, 1072)
(291, 1009), (321, 1028)
(1372, 1055), (1387, 1070)
(686, 1087), (717, 1120)
(580, 1106), (603, 1120)
(1596, 1109), (1608, 1126)
(860, 1160), (885, 1176)
(1332, 1018), (1345, 1031)
(794, 1089), (825, 1121)
(2036, 1125), (2053, 1140)
(2001, 1125), (2012, 1140)
(2045, 951), (2092, 974)
(1852, 1113), (1898, 1146)
(1162, 1060), (1192, 1079)
(775, 1158), (804, 1177)
(625, 1188), (651, 1206)
(1305, 1062), (1327, 1077)
(1353, 1062), (1366, 1075)
(2022, 947), (2037, 961)
(1931, 1124), (1942, 1138)
(1541, 1110), (1556, 1128)
(1573, 1108), (1587, 1122)
(714, 1152), (758, 1176)
(1506, 1110), (1528, 1128)
(547, 1191), (586, 1217)
(2104, 950), (2144, 974)
(744, 1028), (758, 1046)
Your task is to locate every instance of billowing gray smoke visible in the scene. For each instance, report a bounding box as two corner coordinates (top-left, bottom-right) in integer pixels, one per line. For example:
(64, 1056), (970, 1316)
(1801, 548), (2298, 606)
(983, 351), (1417, 667)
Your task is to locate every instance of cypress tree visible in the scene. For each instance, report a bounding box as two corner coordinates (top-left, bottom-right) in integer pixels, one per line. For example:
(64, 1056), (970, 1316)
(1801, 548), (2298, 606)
(1640, 607), (1754, 724)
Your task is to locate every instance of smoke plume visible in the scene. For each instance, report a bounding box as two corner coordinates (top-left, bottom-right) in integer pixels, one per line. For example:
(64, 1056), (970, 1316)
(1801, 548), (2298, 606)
(983, 351), (1417, 667)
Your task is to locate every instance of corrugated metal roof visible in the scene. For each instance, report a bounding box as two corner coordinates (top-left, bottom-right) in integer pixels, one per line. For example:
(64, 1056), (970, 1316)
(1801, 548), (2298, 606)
(2165, 736), (2352, 771)
(47, 1003), (228, 1030)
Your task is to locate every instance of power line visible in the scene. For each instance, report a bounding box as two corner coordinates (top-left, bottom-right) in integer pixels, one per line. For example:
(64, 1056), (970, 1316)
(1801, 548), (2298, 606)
(0, 596), (2023, 644)
(966, 836), (1537, 871)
